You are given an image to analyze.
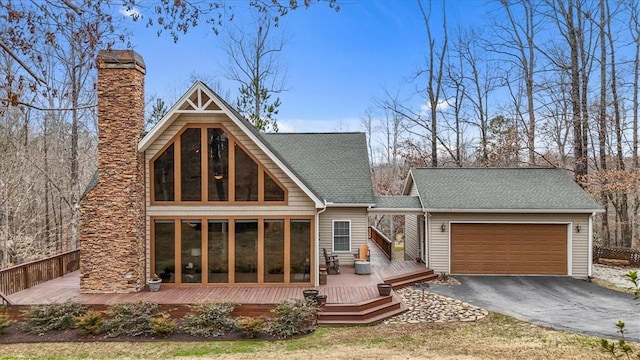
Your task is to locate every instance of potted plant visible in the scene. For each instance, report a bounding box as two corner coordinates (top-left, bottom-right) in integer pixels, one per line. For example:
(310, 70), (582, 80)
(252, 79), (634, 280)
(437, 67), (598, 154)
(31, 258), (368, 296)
(377, 282), (392, 296)
(147, 273), (162, 292)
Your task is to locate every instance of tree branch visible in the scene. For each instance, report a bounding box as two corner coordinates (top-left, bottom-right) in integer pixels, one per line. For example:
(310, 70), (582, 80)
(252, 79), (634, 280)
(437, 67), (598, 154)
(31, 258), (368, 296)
(0, 41), (46, 85)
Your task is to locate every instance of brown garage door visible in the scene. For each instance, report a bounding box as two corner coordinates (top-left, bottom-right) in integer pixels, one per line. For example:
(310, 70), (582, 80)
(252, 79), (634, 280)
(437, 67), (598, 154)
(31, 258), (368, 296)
(451, 223), (568, 275)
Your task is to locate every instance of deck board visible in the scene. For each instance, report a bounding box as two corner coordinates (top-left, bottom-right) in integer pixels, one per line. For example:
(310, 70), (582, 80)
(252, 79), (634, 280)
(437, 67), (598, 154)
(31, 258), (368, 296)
(7, 240), (429, 307)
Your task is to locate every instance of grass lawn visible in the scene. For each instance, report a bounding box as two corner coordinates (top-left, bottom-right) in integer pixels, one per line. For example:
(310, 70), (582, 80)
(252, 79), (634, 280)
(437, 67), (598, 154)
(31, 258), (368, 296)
(0, 313), (627, 359)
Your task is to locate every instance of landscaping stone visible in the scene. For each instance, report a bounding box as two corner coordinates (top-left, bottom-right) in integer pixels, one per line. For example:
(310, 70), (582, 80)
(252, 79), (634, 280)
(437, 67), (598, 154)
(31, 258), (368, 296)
(383, 284), (488, 325)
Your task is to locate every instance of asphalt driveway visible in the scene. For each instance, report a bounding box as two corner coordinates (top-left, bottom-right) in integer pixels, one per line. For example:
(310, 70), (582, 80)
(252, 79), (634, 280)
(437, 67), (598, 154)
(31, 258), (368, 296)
(428, 276), (639, 339)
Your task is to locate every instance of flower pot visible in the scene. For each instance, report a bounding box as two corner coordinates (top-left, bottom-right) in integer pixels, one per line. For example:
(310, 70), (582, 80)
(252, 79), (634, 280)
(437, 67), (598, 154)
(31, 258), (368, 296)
(303, 289), (319, 303)
(147, 279), (162, 292)
(316, 294), (327, 307)
(377, 283), (392, 297)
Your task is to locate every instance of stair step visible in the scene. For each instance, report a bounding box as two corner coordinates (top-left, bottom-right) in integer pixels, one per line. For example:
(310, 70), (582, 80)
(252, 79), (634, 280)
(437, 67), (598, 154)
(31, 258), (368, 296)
(383, 269), (435, 284)
(318, 300), (401, 321)
(317, 296), (407, 325)
(318, 302), (407, 325)
(322, 294), (393, 313)
(390, 273), (438, 289)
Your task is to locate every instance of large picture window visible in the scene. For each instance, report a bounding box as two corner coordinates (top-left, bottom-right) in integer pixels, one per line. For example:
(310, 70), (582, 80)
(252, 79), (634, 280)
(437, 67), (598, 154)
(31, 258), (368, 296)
(151, 125), (286, 204)
(333, 220), (351, 252)
(152, 217), (312, 285)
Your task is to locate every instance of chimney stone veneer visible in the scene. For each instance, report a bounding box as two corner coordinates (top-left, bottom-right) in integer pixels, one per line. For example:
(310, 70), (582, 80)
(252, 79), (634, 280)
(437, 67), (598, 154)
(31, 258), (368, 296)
(80, 50), (146, 293)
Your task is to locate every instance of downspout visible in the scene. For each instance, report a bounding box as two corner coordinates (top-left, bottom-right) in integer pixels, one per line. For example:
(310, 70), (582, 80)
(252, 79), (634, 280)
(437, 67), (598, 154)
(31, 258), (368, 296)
(425, 212), (431, 268)
(588, 212), (595, 278)
(315, 200), (328, 286)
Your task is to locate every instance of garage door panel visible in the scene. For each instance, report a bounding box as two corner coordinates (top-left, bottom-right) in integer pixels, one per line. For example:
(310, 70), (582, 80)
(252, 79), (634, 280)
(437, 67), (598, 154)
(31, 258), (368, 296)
(451, 223), (567, 275)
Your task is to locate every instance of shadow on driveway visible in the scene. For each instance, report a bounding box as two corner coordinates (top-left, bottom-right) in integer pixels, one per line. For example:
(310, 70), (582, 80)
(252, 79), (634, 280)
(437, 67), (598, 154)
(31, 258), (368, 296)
(428, 276), (639, 339)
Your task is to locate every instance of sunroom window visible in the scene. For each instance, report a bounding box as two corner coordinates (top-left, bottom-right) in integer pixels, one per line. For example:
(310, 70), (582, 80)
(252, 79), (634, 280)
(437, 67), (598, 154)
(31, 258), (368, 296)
(151, 125), (286, 204)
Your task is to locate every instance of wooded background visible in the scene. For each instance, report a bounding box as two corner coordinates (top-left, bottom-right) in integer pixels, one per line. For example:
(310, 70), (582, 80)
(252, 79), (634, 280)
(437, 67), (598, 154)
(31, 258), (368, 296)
(1, 0), (639, 268)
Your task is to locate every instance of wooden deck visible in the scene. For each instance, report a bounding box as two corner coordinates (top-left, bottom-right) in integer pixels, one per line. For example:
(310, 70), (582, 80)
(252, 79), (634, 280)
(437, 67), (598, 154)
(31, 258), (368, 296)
(7, 240), (426, 307)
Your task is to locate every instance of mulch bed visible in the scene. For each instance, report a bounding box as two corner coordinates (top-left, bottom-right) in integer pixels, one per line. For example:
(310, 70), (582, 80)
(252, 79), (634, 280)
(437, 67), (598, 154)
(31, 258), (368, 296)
(0, 324), (287, 344)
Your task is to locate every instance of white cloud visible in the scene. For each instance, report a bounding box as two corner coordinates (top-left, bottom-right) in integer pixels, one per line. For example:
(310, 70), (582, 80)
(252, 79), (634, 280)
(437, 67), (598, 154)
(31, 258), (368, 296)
(119, 6), (141, 19)
(420, 98), (450, 115)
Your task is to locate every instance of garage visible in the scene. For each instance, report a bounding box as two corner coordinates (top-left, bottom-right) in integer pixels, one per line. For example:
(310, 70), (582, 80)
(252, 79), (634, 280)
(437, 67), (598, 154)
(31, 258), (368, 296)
(450, 223), (568, 275)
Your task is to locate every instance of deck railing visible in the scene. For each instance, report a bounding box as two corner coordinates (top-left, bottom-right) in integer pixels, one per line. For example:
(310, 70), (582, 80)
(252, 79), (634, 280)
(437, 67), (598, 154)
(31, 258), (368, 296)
(0, 250), (80, 302)
(369, 226), (393, 260)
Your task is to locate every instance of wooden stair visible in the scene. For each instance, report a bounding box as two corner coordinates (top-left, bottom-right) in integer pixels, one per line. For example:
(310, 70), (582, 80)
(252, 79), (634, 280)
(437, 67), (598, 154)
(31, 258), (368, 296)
(317, 293), (406, 325)
(383, 268), (437, 289)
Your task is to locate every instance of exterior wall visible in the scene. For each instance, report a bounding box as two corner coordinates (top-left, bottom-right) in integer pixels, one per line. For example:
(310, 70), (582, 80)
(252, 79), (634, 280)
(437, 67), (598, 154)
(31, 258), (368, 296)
(319, 207), (369, 266)
(428, 212), (591, 277)
(404, 181), (421, 260)
(143, 114), (317, 278)
(404, 215), (419, 261)
(80, 50), (146, 293)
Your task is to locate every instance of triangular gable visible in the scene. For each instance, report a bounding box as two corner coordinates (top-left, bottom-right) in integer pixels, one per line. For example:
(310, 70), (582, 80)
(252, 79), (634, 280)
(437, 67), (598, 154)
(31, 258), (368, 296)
(401, 170), (415, 195)
(138, 81), (324, 208)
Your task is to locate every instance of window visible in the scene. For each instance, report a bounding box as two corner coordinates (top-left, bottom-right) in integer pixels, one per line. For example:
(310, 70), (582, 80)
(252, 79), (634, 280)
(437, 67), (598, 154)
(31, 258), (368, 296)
(333, 220), (351, 252)
(264, 220), (284, 283)
(207, 129), (228, 201)
(290, 220), (311, 283)
(264, 173), (285, 201)
(235, 220), (258, 283)
(208, 220), (228, 283)
(180, 128), (202, 201)
(234, 145), (258, 201)
(181, 220), (202, 283)
(153, 220), (175, 283)
(152, 217), (312, 285)
(153, 144), (174, 201)
(151, 125), (287, 204)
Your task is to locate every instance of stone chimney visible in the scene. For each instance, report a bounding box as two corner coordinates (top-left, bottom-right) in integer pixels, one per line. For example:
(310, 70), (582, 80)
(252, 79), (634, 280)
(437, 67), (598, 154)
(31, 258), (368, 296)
(80, 50), (146, 293)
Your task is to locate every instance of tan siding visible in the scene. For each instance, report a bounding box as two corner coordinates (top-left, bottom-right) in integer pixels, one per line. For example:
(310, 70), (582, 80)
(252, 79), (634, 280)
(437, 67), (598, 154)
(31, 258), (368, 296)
(428, 213), (591, 277)
(318, 208), (368, 266)
(404, 215), (419, 260)
(408, 182), (419, 196)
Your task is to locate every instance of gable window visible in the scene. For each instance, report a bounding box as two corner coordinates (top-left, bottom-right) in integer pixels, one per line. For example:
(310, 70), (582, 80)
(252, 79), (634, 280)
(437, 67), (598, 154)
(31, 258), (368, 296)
(153, 144), (175, 201)
(181, 128), (202, 201)
(207, 129), (229, 201)
(333, 220), (351, 252)
(151, 125), (287, 204)
(264, 173), (285, 201)
(235, 145), (259, 201)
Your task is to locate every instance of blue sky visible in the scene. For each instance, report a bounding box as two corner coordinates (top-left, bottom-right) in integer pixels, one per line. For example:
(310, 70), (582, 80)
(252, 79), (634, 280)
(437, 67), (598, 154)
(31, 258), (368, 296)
(125, 1), (486, 133)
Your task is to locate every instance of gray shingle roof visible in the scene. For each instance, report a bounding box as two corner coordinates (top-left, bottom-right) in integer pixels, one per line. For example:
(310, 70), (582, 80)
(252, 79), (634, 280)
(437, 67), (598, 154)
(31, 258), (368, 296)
(373, 196), (422, 210)
(262, 133), (375, 205)
(410, 168), (602, 212)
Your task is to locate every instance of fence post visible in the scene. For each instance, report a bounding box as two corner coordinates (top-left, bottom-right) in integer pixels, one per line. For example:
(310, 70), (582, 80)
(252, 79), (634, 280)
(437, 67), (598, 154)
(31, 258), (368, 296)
(22, 267), (29, 290)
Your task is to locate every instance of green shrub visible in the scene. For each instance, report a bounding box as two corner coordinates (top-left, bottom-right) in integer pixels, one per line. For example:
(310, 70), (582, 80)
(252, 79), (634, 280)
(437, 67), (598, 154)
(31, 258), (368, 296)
(0, 314), (12, 335)
(236, 316), (266, 338)
(180, 302), (236, 337)
(75, 310), (104, 336)
(267, 298), (317, 339)
(21, 301), (86, 334)
(151, 316), (176, 337)
(103, 301), (163, 337)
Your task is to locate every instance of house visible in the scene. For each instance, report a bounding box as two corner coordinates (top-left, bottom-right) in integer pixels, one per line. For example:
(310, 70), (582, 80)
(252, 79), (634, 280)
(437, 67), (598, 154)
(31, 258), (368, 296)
(400, 168), (603, 277)
(79, 50), (602, 295)
(79, 50), (374, 293)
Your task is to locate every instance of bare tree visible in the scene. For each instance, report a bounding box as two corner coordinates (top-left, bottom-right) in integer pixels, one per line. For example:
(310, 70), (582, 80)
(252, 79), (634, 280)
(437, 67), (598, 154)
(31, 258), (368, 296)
(416, 0), (448, 167)
(223, 16), (287, 132)
(491, 0), (539, 165)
